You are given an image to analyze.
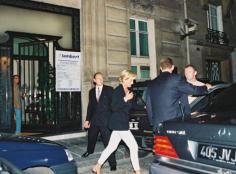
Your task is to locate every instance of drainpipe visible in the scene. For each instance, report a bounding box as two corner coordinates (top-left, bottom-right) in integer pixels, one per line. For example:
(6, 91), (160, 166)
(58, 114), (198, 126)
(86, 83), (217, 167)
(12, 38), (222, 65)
(184, 0), (190, 64)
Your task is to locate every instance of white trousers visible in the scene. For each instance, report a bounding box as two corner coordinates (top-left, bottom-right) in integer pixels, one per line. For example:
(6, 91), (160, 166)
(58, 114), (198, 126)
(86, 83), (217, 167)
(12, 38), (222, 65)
(98, 130), (140, 171)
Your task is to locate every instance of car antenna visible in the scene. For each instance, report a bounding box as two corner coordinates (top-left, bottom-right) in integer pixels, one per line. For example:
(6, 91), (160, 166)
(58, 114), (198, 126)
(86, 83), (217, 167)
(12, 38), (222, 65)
(179, 101), (185, 121)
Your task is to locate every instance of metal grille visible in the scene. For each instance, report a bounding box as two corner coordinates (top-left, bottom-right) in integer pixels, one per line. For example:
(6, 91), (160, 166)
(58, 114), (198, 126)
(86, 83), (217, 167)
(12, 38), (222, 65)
(206, 28), (229, 46)
(16, 41), (55, 130)
(14, 40), (81, 133)
(206, 60), (221, 81)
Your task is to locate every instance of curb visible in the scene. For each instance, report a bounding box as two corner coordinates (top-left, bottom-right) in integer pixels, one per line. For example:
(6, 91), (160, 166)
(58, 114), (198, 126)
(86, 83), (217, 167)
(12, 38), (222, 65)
(43, 131), (87, 141)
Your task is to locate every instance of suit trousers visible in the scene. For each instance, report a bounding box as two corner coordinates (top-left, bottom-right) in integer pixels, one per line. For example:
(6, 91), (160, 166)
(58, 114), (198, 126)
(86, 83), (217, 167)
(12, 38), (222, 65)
(98, 130), (140, 171)
(87, 125), (116, 167)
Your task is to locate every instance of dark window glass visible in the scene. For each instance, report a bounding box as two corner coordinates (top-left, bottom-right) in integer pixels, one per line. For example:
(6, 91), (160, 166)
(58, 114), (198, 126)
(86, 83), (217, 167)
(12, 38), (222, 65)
(131, 66), (137, 74)
(206, 60), (221, 81)
(139, 33), (149, 56)
(139, 21), (147, 32)
(140, 66), (150, 79)
(139, 21), (149, 56)
(130, 19), (136, 56)
(130, 19), (135, 30)
(191, 88), (226, 112)
(133, 86), (147, 107)
(207, 84), (236, 112)
(130, 32), (136, 55)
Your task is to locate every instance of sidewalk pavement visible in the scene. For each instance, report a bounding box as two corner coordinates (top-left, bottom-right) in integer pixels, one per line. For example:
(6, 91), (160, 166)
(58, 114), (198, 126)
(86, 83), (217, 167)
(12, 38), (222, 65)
(55, 134), (154, 174)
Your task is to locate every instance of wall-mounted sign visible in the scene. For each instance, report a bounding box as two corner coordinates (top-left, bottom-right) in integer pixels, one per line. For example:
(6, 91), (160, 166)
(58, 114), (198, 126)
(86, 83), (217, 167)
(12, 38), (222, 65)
(56, 50), (81, 92)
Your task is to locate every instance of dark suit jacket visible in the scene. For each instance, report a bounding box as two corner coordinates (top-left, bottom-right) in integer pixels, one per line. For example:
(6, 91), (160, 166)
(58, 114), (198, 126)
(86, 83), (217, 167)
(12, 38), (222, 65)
(109, 85), (133, 130)
(146, 72), (208, 131)
(86, 85), (113, 126)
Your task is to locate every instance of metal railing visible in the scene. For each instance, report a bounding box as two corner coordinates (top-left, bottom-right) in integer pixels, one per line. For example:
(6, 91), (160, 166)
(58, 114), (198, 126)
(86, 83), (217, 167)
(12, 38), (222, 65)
(206, 28), (229, 46)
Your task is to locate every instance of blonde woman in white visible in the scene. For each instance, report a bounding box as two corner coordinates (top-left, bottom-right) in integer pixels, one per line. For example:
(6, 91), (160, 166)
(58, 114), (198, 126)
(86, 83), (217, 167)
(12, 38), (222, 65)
(92, 70), (141, 174)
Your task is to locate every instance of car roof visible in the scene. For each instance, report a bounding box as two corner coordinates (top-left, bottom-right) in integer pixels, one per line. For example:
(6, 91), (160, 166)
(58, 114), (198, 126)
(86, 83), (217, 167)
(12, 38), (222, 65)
(207, 83), (231, 92)
(132, 80), (151, 87)
(190, 83), (231, 108)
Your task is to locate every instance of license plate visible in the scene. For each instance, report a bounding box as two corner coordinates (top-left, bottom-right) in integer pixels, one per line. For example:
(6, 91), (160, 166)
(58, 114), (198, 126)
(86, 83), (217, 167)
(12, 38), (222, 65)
(129, 121), (139, 130)
(198, 143), (236, 165)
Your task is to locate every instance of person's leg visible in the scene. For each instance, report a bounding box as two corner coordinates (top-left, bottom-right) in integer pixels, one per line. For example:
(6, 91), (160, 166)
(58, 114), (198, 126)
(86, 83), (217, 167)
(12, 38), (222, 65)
(120, 130), (140, 172)
(15, 108), (21, 134)
(97, 131), (121, 165)
(99, 127), (117, 169)
(87, 125), (99, 154)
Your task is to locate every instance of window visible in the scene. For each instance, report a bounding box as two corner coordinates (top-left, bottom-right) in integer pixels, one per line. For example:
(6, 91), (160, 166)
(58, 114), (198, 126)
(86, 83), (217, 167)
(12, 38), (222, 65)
(206, 60), (221, 81)
(130, 17), (156, 80)
(132, 86), (147, 107)
(131, 66), (138, 74)
(140, 66), (150, 79)
(130, 19), (136, 55)
(130, 18), (149, 57)
(139, 21), (149, 56)
(207, 4), (223, 31)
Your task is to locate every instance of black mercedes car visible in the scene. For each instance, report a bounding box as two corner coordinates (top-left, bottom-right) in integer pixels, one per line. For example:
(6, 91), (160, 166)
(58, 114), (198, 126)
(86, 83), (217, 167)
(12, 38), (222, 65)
(150, 83), (236, 174)
(129, 81), (230, 151)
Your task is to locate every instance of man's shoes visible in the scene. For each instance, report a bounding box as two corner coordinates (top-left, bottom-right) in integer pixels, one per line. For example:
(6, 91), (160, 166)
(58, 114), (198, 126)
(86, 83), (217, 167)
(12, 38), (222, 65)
(82, 152), (91, 158)
(110, 166), (117, 171)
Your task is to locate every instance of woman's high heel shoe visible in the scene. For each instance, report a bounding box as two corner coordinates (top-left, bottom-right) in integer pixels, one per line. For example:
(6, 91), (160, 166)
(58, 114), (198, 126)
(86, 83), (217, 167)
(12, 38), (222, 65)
(92, 163), (101, 174)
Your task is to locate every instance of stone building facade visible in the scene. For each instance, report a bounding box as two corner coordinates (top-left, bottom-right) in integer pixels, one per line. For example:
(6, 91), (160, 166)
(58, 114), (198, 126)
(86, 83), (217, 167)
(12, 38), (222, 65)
(81, 0), (185, 121)
(81, 0), (236, 123)
(186, 0), (236, 82)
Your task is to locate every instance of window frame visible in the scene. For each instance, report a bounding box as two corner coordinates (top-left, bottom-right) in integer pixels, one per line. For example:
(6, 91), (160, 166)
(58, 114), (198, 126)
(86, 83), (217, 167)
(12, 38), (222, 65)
(207, 4), (223, 32)
(130, 17), (149, 57)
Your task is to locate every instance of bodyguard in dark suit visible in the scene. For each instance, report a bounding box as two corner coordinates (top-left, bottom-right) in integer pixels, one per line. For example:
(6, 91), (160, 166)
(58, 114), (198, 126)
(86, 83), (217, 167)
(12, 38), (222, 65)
(146, 58), (210, 132)
(82, 72), (116, 171)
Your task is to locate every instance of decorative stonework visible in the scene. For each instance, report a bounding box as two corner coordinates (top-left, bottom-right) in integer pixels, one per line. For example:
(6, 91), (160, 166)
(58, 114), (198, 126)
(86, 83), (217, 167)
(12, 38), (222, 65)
(130, 0), (158, 11)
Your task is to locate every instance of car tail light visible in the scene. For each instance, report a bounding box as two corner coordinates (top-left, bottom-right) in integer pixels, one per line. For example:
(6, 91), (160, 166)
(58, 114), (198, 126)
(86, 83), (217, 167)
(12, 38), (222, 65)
(154, 135), (179, 158)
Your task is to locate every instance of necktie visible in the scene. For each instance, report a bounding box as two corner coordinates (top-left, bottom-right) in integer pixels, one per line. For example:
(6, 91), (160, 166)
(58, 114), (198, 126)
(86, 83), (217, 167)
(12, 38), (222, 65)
(97, 87), (101, 101)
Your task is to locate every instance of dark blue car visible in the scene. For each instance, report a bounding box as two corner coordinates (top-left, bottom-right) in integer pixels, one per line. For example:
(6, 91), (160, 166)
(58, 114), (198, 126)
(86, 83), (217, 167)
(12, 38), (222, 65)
(150, 83), (236, 174)
(0, 133), (78, 174)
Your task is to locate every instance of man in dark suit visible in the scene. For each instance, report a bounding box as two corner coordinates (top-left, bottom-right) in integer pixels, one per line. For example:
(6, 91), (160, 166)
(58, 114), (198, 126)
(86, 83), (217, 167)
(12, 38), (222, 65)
(82, 72), (117, 171)
(146, 58), (211, 132)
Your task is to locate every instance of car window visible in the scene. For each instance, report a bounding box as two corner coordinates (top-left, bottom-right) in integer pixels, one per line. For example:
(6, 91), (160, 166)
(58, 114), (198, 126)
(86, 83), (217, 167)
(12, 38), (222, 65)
(191, 88), (226, 112)
(207, 84), (236, 112)
(133, 86), (147, 107)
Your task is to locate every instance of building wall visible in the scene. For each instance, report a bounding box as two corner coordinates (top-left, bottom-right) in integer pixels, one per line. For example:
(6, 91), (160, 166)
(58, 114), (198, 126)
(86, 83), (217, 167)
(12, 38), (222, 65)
(156, 0), (186, 74)
(223, 0), (236, 47)
(0, 5), (72, 48)
(81, 0), (129, 122)
(187, 0), (235, 81)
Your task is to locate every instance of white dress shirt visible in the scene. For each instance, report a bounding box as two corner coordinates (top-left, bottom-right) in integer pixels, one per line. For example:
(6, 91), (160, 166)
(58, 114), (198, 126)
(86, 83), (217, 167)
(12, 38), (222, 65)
(96, 85), (103, 101)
